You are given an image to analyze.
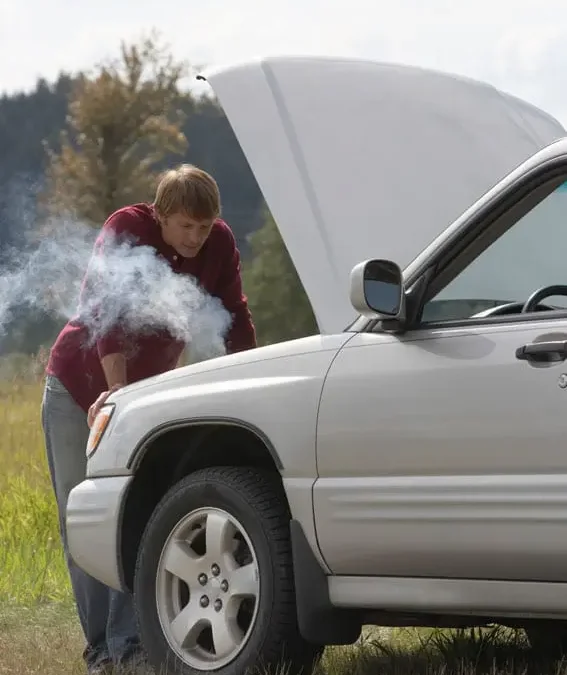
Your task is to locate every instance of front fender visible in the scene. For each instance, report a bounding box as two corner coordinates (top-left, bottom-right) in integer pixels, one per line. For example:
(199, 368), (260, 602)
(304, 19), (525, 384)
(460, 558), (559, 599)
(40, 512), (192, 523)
(87, 334), (352, 479)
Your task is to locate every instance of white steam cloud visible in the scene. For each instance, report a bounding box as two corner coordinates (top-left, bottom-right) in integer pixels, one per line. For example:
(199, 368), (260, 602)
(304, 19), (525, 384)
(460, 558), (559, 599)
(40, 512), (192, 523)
(0, 217), (232, 361)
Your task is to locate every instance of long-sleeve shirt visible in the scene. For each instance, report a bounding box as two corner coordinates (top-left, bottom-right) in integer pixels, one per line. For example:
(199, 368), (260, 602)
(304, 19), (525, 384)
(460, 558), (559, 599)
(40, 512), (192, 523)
(46, 202), (257, 412)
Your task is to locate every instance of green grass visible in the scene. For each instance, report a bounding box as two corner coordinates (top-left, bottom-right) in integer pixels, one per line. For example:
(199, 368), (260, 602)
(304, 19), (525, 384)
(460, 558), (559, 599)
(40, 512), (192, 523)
(2, 374), (567, 674)
(0, 380), (71, 605)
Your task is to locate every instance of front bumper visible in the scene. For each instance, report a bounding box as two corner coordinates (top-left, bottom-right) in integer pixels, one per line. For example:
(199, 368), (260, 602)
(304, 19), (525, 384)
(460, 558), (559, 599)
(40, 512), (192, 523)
(66, 476), (133, 591)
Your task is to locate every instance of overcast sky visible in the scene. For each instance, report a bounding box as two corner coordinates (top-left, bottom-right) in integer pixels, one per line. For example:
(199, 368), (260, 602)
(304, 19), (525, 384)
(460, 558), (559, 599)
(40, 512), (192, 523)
(1, 0), (566, 126)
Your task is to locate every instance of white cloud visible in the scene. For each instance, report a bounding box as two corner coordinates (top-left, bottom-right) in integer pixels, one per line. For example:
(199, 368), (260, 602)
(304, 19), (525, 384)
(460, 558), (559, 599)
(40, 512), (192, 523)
(1, 0), (567, 125)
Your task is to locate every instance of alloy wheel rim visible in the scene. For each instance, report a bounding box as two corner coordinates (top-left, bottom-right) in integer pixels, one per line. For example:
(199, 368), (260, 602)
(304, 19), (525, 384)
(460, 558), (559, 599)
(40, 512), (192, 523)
(155, 507), (260, 670)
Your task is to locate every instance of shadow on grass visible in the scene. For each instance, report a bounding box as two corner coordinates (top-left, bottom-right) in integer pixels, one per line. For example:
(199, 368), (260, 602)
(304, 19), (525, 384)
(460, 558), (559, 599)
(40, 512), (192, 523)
(314, 626), (567, 675)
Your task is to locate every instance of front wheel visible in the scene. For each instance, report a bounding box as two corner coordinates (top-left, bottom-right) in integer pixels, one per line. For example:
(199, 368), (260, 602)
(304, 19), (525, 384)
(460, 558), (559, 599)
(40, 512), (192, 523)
(134, 466), (323, 675)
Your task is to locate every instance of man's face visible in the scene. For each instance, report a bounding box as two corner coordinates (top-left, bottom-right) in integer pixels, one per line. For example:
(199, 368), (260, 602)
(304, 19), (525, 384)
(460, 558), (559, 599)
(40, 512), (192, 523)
(159, 211), (214, 258)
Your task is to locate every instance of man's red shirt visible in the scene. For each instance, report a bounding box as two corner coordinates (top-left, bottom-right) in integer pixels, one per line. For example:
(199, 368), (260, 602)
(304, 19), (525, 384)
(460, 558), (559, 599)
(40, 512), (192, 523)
(46, 203), (257, 412)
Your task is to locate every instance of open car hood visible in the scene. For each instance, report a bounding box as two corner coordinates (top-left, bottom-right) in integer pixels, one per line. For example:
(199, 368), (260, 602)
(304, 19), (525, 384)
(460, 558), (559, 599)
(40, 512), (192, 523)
(203, 56), (566, 334)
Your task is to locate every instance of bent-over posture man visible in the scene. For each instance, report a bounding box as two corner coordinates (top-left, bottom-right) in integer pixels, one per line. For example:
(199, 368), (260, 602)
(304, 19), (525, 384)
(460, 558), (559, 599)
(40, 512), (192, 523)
(42, 165), (257, 673)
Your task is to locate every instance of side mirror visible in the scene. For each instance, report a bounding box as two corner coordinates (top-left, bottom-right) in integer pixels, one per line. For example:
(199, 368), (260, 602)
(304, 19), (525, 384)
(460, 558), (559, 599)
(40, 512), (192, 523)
(350, 259), (405, 319)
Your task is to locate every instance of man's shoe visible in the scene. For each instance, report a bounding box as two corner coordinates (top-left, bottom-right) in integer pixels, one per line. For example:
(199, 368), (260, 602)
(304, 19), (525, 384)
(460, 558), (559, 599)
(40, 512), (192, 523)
(88, 664), (114, 675)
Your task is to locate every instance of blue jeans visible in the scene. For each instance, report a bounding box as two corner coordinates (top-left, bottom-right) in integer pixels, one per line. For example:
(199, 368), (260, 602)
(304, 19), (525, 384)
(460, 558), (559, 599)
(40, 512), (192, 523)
(41, 375), (141, 671)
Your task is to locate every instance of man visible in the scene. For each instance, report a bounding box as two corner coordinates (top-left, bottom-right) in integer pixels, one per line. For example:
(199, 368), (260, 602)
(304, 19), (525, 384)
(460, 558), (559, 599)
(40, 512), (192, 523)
(42, 165), (257, 674)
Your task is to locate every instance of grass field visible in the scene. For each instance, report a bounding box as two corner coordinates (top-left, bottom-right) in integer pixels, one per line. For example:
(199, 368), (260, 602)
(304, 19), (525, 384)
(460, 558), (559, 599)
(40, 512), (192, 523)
(2, 373), (567, 674)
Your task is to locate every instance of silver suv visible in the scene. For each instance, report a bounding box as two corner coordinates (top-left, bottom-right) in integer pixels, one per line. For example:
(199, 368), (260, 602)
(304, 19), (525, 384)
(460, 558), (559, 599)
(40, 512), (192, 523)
(66, 56), (567, 674)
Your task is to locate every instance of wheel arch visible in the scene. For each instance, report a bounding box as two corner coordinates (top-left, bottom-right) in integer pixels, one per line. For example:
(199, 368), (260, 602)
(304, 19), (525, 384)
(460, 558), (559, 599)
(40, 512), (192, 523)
(127, 417), (283, 471)
(118, 418), (283, 593)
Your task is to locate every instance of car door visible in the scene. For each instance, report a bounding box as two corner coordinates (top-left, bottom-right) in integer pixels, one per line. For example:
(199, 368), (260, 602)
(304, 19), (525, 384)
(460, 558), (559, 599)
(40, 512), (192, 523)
(314, 164), (567, 583)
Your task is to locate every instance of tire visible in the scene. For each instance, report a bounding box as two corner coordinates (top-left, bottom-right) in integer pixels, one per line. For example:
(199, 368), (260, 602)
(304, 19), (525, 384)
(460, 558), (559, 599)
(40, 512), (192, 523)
(134, 466), (323, 675)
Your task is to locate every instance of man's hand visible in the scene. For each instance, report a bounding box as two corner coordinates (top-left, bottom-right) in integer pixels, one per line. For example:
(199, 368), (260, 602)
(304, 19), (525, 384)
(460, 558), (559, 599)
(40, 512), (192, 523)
(88, 352), (128, 427)
(87, 383), (123, 428)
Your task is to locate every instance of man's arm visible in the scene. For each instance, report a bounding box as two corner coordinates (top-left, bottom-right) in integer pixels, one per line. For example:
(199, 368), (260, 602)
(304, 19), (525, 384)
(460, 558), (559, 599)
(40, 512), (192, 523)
(85, 212), (141, 427)
(100, 353), (127, 389)
(85, 210), (142, 387)
(215, 224), (257, 353)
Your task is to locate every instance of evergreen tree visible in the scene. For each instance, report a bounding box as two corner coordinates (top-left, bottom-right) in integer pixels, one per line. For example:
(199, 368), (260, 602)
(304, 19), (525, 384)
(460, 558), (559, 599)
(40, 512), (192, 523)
(243, 212), (318, 346)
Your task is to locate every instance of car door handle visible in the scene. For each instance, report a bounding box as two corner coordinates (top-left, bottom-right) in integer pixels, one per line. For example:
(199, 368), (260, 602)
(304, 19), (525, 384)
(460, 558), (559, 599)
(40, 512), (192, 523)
(515, 340), (567, 362)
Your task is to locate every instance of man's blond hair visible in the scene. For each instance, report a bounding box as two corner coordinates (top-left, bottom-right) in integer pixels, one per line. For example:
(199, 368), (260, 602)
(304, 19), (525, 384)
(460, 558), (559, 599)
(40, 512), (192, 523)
(154, 164), (221, 220)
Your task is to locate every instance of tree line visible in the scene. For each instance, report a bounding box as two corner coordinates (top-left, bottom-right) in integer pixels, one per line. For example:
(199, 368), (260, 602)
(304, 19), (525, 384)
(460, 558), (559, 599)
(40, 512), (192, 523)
(0, 35), (317, 355)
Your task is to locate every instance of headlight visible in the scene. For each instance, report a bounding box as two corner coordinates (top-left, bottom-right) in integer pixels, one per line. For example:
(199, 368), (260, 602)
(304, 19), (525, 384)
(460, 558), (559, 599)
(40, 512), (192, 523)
(86, 404), (115, 458)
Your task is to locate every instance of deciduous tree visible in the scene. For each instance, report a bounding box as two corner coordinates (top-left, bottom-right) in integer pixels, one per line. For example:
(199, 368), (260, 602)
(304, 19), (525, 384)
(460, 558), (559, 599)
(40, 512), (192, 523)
(42, 33), (190, 224)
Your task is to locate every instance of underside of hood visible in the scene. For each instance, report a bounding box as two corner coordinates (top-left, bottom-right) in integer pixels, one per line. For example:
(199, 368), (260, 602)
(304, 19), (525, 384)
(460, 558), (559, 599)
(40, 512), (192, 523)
(203, 56), (566, 334)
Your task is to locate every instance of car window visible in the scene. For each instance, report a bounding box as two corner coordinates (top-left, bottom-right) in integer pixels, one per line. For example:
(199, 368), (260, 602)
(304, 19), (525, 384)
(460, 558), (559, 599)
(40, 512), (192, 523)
(421, 179), (567, 324)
